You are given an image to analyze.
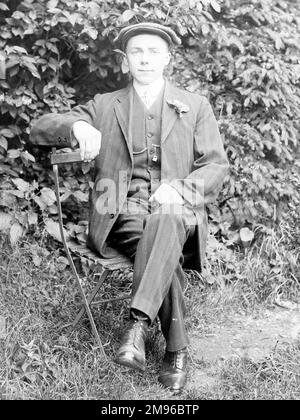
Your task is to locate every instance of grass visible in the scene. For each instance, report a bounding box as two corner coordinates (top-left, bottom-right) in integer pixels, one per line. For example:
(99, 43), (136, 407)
(185, 340), (300, 400)
(0, 221), (299, 400)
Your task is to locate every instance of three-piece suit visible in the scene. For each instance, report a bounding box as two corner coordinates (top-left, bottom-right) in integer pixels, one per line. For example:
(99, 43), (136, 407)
(30, 80), (229, 351)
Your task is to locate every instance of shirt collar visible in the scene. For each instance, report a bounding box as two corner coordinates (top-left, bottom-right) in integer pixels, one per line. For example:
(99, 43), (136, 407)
(133, 77), (165, 98)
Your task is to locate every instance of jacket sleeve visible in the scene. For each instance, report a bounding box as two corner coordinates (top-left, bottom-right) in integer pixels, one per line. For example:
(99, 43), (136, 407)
(169, 96), (229, 209)
(29, 95), (101, 148)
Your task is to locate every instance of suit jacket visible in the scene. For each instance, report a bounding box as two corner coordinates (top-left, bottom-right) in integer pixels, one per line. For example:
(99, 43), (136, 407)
(30, 80), (229, 271)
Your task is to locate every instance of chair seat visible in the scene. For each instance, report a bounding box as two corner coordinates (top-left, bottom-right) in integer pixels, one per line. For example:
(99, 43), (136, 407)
(67, 239), (133, 271)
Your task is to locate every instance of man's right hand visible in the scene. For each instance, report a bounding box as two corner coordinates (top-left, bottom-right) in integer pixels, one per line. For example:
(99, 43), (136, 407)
(72, 120), (102, 162)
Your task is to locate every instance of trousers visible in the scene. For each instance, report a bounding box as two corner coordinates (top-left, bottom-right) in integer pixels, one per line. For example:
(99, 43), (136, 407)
(109, 199), (197, 351)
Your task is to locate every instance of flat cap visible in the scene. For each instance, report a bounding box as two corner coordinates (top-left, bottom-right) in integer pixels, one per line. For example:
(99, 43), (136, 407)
(114, 22), (181, 50)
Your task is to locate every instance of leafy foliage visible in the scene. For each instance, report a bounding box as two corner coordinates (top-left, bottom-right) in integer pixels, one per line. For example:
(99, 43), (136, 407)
(0, 0), (299, 248)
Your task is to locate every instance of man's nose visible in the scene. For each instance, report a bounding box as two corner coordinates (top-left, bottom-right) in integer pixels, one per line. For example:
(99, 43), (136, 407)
(140, 51), (151, 64)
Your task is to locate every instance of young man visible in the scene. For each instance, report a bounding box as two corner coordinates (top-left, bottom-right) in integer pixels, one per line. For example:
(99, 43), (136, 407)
(30, 22), (229, 393)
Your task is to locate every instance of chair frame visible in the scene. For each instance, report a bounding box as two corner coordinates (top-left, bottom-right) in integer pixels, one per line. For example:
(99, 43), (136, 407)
(51, 148), (132, 357)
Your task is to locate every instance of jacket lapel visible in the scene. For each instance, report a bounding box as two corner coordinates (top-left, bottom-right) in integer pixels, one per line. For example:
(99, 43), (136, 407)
(161, 80), (179, 144)
(114, 84), (133, 162)
(114, 80), (179, 154)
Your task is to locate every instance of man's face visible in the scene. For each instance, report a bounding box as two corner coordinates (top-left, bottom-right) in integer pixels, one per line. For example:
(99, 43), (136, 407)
(124, 34), (171, 85)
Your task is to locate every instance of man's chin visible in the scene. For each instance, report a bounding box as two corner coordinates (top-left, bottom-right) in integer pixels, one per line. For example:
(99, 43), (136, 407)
(134, 74), (159, 85)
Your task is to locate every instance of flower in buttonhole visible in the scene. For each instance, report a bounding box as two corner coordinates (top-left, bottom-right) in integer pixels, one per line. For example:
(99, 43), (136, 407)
(166, 99), (190, 118)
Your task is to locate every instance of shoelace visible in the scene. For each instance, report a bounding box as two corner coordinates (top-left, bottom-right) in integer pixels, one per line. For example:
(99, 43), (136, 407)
(126, 321), (146, 346)
(172, 350), (187, 370)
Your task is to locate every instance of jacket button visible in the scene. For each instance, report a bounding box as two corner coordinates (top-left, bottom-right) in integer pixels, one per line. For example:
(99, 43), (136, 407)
(110, 214), (115, 219)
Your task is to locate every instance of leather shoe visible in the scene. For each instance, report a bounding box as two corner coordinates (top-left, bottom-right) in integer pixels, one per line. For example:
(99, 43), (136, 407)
(115, 320), (148, 372)
(158, 348), (188, 393)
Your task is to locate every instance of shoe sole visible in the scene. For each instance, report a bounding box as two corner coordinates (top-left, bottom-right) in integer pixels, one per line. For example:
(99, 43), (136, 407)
(115, 354), (145, 372)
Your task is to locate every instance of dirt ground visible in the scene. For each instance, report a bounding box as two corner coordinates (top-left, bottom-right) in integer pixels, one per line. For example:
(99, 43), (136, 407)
(187, 305), (300, 391)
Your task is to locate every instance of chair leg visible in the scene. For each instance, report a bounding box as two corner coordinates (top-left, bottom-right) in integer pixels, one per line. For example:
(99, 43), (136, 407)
(73, 269), (110, 328)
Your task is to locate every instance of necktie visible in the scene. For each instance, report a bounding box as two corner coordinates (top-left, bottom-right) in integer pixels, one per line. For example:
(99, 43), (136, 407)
(141, 89), (150, 108)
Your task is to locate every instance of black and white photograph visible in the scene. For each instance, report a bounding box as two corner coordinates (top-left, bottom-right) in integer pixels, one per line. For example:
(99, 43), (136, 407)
(0, 0), (299, 404)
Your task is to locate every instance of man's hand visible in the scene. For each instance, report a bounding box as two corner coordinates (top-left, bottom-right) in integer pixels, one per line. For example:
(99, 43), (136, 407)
(72, 120), (102, 162)
(149, 183), (184, 206)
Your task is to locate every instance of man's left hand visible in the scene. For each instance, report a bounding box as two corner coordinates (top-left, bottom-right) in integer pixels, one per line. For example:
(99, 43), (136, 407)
(149, 183), (184, 206)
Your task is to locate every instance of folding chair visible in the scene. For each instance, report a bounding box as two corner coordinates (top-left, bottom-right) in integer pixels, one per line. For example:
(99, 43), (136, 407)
(51, 148), (133, 357)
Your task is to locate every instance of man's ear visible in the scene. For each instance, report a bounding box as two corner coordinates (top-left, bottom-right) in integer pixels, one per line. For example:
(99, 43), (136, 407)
(165, 52), (171, 67)
(121, 56), (129, 74)
(113, 49), (129, 74)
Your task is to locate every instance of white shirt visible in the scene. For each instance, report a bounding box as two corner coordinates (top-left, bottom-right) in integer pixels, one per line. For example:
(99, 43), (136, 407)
(133, 78), (165, 109)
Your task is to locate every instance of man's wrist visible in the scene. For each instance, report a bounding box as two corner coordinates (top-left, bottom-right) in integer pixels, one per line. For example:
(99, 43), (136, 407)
(70, 120), (89, 149)
(69, 123), (78, 149)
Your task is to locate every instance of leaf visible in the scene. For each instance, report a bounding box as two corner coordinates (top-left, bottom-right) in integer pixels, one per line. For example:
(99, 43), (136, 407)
(40, 187), (56, 206)
(12, 178), (30, 192)
(67, 13), (78, 27)
(0, 138), (8, 150)
(7, 149), (21, 159)
(0, 128), (15, 138)
(0, 212), (12, 231)
(32, 254), (42, 267)
(10, 222), (24, 245)
(210, 0), (221, 13)
(21, 151), (35, 162)
(28, 211), (38, 226)
(57, 256), (69, 270)
(240, 227), (254, 247)
(81, 27), (98, 40)
(45, 219), (70, 243)
(201, 23), (210, 36)
(0, 2), (9, 11)
(33, 196), (46, 210)
(47, 0), (58, 9)
(73, 190), (88, 202)
(11, 46), (28, 55)
(120, 9), (135, 23)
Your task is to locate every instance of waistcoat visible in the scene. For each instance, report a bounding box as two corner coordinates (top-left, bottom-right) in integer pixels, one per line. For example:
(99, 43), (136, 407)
(127, 85), (165, 202)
